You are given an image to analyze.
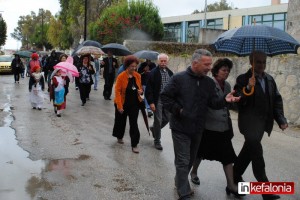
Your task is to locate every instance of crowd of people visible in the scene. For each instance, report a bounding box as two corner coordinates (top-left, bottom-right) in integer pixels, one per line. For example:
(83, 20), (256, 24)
(11, 48), (287, 200)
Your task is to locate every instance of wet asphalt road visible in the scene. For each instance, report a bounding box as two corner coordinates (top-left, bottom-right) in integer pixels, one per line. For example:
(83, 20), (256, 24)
(0, 74), (299, 200)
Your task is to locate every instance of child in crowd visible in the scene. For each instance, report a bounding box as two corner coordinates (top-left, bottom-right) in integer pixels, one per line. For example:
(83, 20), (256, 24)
(29, 66), (45, 110)
(51, 69), (66, 117)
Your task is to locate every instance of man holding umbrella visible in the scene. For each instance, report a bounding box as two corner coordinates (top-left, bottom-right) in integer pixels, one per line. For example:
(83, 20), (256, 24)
(233, 50), (288, 200)
(100, 50), (119, 100)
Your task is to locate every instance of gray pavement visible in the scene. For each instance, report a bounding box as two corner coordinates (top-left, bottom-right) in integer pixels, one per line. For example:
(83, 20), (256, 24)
(0, 74), (299, 200)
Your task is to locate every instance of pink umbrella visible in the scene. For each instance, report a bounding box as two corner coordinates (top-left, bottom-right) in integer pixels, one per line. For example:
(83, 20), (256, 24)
(54, 57), (79, 77)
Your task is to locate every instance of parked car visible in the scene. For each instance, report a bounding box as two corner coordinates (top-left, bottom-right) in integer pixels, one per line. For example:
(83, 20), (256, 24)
(0, 55), (13, 74)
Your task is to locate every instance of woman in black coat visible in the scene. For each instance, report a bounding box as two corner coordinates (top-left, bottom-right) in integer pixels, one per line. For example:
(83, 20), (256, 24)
(11, 55), (24, 83)
(78, 54), (95, 106)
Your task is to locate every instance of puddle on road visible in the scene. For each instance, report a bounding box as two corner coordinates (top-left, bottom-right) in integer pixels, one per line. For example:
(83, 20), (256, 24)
(0, 97), (91, 199)
(0, 127), (45, 200)
(0, 99), (46, 200)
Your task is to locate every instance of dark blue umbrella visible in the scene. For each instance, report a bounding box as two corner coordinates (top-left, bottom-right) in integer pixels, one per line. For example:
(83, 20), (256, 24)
(133, 50), (159, 60)
(213, 25), (300, 57)
(213, 25), (300, 96)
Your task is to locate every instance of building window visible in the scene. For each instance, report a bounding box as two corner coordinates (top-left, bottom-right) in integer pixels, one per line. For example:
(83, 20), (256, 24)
(187, 21), (200, 43)
(206, 18), (223, 29)
(163, 23), (182, 42)
(244, 13), (286, 30)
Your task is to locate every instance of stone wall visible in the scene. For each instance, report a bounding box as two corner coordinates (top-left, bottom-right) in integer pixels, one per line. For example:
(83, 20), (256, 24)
(287, 0), (300, 42)
(166, 54), (300, 125)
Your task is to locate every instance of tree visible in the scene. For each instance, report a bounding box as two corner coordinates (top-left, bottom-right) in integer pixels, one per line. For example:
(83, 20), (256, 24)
(47, 16), (73, 50)
(11, 10), (53, 50)
(90, 0), (164, 44)
(58, 0), (116, 47)
(0, 16), (7, 46)
(201, 0), (234, 12)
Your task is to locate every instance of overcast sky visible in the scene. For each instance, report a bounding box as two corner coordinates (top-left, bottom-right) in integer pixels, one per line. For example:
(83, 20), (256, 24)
(1, 0), (289, 50)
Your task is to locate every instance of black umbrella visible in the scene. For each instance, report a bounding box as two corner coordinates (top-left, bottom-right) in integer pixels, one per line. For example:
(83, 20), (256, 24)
(139, 100), (150, 135)
(81, 40), (102, 48)
(101, 43), (132, 56)
(133, 50), (159, 60)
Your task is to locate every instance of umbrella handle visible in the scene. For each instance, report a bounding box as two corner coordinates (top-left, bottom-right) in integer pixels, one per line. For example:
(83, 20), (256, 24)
(242, 86), (254, 96)
(242, 64), (255, 96)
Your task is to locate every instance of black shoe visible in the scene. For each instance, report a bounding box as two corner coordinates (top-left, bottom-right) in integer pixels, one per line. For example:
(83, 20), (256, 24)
(178, 195), (191, 200)
(57, 114), (61, 117)
(225, 187), (246, 197)
(147, 111), (153, 117)
(37, 107), (42, 110)
(234, 175), (244, 184)
(81, 103), (85, 106)
(32, 107), (36, 109)
(191, 176), (200, 185)
(154, 143), (163, 150)
(262, 194), (280, 200)
(75, 87), (79, 90)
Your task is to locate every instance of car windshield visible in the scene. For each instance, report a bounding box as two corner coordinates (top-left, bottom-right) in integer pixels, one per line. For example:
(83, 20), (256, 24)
(0, 56), (13, 62)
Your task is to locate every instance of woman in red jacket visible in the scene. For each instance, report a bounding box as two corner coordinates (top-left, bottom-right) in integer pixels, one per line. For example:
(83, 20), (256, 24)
(112, 55), (143, 153)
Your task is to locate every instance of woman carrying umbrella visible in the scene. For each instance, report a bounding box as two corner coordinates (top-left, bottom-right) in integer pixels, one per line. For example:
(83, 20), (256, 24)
(78, 54), (95, 106)
(112, 55), (143, 153)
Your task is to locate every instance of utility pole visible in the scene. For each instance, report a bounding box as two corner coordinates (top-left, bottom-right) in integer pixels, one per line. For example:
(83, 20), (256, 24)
(39, 9), (44, 51)
(84, 0), (87, 41)
(204, 0), (207, 28)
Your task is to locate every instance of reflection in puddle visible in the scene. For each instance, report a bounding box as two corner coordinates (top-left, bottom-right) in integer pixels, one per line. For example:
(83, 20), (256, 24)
(44, 155), (91, 181)
(0, 127), (45, 200)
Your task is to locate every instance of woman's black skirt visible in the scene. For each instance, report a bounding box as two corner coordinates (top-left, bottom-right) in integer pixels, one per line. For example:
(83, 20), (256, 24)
(197, 129), (237, 165)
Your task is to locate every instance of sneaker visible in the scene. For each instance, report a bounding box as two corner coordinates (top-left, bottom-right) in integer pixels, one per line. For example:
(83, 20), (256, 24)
(37, 107), (42, 110)
(57, 114), (61, 117)
(32, 107), (36, 109)
(154, 143), (163, 150)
